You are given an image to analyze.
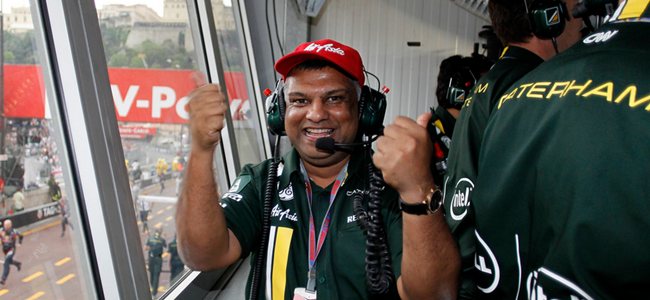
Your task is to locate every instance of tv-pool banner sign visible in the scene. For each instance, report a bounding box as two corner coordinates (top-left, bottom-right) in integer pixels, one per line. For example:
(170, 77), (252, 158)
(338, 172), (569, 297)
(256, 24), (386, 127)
(4, 65), (250, 123)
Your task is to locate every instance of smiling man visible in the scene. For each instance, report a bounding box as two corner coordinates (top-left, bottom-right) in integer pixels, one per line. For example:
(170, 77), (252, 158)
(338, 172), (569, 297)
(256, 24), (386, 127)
(176, 39), (456, 299)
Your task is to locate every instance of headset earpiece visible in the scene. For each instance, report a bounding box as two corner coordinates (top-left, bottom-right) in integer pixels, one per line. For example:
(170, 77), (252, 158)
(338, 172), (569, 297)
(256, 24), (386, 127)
(358, 86), (386, 137)
(528, 0), (569, 39)
(266, 81), (285, 135)
(446, 68), (477, 108)
(266, 81), (386, 137)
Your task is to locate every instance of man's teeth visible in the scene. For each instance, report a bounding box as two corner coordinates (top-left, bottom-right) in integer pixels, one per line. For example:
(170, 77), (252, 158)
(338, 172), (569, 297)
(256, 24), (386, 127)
(306, 128), (333, 136)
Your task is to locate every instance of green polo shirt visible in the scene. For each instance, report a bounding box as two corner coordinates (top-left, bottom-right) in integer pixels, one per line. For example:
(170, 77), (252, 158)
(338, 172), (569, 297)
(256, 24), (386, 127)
(442, 46), (543, 298)
(473, 7), (650, 299)
(221, 148), (402, 299)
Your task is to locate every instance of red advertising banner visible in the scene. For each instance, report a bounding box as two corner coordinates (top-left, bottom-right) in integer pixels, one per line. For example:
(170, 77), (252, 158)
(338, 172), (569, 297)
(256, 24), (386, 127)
(4, 65), (46, 119)
(3, 65), (250, 124)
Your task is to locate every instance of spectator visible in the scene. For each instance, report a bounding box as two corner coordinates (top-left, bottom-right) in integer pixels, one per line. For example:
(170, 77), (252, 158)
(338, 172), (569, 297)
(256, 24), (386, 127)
(11, 188), (24, 213)
(156, 158), (168, 193)
(0, 219), (23, 285)
(59, 197), (73, 237)
(48, 175), (62, 202)
(137, 194), (151, 234)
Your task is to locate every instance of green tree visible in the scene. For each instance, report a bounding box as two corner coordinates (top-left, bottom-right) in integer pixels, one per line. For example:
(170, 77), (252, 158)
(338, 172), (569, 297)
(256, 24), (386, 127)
(128, 56), (146, 68)
(108, 52), (130, 67)
(3, 51), (15, 63)
(131, 39), (197, 70)
(3, 30), (36, 64)
(98, 17), (200, 70)
(100, 24), (130, 65)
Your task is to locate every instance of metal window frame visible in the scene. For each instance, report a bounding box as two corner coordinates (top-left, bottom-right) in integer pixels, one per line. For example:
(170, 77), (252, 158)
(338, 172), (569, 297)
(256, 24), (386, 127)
(158, 0), (274, 298)
(189, 0), (241, 185)
(233, 0), (273, 159)
(29, 0), (98, 297)
(31, 0), (275, 297)
(40, 1), (149, 298)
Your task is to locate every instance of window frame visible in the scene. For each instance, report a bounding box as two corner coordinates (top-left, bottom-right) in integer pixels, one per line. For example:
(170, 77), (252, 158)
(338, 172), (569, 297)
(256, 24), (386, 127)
(40, 0), (149, 298)
(33, 0), (274, 297)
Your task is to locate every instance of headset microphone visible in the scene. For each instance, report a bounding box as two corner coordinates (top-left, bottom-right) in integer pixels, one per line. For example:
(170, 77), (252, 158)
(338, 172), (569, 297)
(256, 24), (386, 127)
(315, 137), (370, 153)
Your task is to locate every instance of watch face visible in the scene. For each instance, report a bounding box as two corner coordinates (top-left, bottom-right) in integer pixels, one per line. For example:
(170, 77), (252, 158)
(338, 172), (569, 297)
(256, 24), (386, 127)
(428, 190), (443, 212)
(399, 189), (443, 215)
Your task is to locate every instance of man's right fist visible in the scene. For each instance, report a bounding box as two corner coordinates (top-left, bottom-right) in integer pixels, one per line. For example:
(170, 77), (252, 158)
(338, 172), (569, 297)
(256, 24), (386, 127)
(187, 84), (228, 152)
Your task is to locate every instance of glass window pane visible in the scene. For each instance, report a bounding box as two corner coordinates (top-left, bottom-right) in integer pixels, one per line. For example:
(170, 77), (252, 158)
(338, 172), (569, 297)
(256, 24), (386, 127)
(94, 0), (268, 296)
(0, 2), (95, 298)
(211, 0), (266, 166)
(95, 0), (198, 296)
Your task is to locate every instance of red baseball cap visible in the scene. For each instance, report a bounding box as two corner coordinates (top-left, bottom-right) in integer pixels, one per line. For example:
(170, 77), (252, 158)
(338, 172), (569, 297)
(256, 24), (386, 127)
(274, 39), (365, 86)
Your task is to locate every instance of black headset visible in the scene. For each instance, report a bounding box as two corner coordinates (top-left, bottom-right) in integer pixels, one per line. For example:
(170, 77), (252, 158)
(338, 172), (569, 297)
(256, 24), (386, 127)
(265, 79), (386, 137)
(446, 67), (477, 108)
(572, 0), (618, 18)
(526, 0), (570, 39)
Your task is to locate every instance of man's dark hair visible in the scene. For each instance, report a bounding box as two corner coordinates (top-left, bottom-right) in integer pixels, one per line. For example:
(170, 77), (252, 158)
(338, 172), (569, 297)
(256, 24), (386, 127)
(488, 0), (533, 44)
(478, 25), (504, 62)
(436, 55), (465, 109)
(436, 54), (494, 110)
(468, 54), (494, 77)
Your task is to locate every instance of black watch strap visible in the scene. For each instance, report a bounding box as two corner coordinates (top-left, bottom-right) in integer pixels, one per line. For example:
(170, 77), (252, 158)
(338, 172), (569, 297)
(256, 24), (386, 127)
(399, 189), (443, 215)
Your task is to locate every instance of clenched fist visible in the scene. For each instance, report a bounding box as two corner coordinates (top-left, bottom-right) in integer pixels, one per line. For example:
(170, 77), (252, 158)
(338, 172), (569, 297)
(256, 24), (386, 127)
(373, 112), (436, 203)
(187, 84), (229, 153)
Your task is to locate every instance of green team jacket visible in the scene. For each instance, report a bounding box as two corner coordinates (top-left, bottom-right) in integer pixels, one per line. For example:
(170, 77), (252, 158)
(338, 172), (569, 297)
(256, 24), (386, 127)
(221, 148), (403, 299)
(442, 46), (543, 298)
(473, 4), (650, 299)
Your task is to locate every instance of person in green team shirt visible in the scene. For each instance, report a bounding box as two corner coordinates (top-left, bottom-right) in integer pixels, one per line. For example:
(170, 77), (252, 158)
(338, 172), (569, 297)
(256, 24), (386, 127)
(471, 1), (650, 298)
(444, 0), (583, 297)
(430, 55), (493, 185)
(433, 54), (493, 138)
(176, 39), (459, 299)
(375, 0), (585, 298)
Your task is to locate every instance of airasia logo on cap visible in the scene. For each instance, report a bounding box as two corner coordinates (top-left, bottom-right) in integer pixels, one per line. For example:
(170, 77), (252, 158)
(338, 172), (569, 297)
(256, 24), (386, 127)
(304, 43), (345, 55)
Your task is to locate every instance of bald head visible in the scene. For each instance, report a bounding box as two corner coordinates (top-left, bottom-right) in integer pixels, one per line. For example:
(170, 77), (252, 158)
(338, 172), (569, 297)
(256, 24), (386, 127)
(3, 219), (12, 230)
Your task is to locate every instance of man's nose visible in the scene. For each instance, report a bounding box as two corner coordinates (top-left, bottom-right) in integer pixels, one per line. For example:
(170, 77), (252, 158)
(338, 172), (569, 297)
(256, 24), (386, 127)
(306, 99), (328, 122)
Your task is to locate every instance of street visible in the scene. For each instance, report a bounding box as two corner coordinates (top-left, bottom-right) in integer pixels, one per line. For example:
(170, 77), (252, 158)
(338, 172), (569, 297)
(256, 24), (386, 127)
(0, 178), (179, 299)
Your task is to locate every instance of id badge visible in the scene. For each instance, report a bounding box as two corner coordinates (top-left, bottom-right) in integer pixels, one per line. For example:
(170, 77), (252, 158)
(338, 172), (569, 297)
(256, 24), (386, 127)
(293, 287), (317, 300)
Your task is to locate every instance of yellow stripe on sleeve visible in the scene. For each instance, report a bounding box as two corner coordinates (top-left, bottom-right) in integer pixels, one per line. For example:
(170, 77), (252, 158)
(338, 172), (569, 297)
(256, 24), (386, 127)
(272, 227), (293, 300)
(619, 0), (649, 19)
(434, 119), (446, 135)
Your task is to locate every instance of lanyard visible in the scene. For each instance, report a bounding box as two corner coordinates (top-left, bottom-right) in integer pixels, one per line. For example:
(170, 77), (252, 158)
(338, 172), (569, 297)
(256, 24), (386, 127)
(299, 160), (348, 292)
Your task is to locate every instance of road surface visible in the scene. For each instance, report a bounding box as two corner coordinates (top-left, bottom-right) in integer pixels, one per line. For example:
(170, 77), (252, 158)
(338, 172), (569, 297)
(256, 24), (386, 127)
(0, 178), (179, 299)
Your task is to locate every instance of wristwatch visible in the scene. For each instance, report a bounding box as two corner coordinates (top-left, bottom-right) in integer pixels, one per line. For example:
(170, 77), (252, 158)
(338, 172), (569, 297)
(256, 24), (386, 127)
(399, 188), (443, 215)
